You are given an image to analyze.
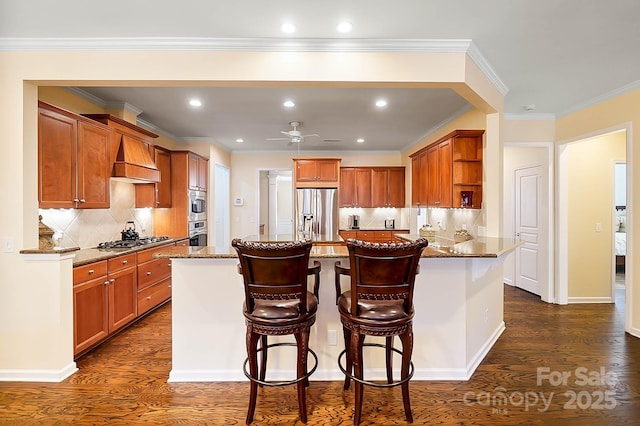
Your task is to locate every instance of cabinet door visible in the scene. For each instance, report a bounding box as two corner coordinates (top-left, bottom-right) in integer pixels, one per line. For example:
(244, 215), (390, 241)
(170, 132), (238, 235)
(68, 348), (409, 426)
(77, 121), (111, 208)
(38, 107), (77, 209)
(426, 145), (439, 206)
(295, 160), (318, 182)
(339, 168), (356, 207)
(316, 160), (339, 182)
(197, 157), (208, 191)
(74, 275), (109, 356)
(387, 167), (405, 207)
(108, 265), (138, 332)
(155, 147), (172, 207)
(355, 168), (372, 208)
(438, 139), (453, 208)
(371, 168), (388, 207)
(188, 153), (199, 190)
(411, 154), (428, 207)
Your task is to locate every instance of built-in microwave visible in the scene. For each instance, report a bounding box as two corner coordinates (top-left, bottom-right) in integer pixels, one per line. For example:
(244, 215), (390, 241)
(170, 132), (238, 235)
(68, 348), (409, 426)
(188, 190), (207, 221)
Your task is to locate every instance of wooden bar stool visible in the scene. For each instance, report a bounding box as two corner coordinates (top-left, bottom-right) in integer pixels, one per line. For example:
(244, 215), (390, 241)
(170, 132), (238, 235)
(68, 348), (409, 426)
(232, 239), (319, 424)
(336, 238), (428, 425)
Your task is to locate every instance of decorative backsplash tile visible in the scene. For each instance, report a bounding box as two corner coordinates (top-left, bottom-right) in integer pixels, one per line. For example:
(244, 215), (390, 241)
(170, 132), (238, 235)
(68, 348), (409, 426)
(39, 180), (154, 249)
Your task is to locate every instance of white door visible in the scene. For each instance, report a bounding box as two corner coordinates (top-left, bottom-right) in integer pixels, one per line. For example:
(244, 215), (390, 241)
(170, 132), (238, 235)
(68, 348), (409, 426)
(515, 165), (543, 296)
(214, 164), (230, 248)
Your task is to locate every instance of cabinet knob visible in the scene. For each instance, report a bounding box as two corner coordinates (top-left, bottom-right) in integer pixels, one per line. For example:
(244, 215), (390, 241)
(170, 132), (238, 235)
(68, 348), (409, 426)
(122, 260), (128, 265)
(167, 285), (172, 288)
(104, 280), (109, 286)
(80, 199), (86, 203)
(110, 279), (115, 284)
(146, 296), (152, 300)
(88, 269), (94, 275)
(73, 198), (80, 203)
(146, 271), (152, 276)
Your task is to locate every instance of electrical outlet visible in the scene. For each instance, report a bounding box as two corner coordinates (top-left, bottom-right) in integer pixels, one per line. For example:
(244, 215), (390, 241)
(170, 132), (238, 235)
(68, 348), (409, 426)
(595, 223), (602, 232)
(327, 329), (337, 346)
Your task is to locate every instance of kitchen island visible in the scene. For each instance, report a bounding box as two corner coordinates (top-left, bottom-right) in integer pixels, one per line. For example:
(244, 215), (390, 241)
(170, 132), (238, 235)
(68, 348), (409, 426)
(156, 236), (522, 382)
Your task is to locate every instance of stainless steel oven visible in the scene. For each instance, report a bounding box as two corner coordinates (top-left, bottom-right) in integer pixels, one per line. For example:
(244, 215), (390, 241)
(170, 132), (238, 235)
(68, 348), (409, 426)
(188, 190), (207, 222)
(189, 221), (208, 246)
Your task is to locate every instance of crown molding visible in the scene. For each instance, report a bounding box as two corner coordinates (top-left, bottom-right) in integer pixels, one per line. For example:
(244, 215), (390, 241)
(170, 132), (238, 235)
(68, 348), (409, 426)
(63, 87), (107, 108)
(557, 80), (640, 118)
(466, 42), (508, 96)
(503, 113), (556, 121)
(105, 101), (144, 117)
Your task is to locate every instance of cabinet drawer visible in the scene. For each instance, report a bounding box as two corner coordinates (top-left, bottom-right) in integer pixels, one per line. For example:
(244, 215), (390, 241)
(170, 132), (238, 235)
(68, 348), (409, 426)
(137, 257), (172, 290)
(375, 231), (392, 240)
(73, 261), (107, 285)
(137, 243), (173, 263)
(355, 231), (375, 241)
(107, 253), (136, 273)
(137, 277), (172, 315)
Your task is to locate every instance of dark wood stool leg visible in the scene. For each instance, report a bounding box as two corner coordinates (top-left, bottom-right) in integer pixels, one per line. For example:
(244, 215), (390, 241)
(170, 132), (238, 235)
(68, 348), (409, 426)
(385, 336), (394, 384)
(309, 261), (321, 302)
(246, 328), (261, 424)
(343, 326), (352, 390)
(295, 330), (309, 423)
(259, 335), (268, 385)
(399, 327), (414, 423)
(352, 331), (365, 426)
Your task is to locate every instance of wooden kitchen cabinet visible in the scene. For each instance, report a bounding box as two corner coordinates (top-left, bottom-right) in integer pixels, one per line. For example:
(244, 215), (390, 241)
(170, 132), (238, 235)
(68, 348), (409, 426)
(410, 129), (484, 209)
(371, 167), (405, 208)
(106, 254), (138, 333)
(188, 152), (208, 191)
(73, 261), (109, 356)
(339, 167), (372, 207)
(136, 244), (173, 315)
(293, 158), (340, 188)
(38, 102), (112, 209)
(135, 145), (172, 208)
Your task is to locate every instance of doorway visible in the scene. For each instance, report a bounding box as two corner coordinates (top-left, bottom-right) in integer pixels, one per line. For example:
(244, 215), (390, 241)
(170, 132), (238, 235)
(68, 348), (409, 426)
(258, 169), (293, 236)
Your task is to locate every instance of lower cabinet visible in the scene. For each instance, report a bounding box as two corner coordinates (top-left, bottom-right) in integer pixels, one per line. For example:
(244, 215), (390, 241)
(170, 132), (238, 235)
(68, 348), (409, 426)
(73, 253), (137, 357)
(339, 230), (409, 243)
(73, 242), (173, 358)
(136, 245), (173, 315)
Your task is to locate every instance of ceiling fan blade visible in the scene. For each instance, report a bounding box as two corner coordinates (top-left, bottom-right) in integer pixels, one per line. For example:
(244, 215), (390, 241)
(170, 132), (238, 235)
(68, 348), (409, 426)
(302, 134), (320, 138)
(266, 137), (290, 141)
(280, 131), (291, 136)
(323, 138), (342, 142)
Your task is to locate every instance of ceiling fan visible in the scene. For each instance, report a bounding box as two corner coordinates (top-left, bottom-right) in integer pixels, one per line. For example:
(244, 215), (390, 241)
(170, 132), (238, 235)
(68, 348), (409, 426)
(266, 121), (341, 144)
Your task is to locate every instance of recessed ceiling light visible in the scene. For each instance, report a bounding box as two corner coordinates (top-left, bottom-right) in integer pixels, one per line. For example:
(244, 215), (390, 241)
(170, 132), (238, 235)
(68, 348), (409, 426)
(336, 21), (352, 33)
(283, 100), (295, 108)
(522, 104), (536, 112)
(236, 138), (244, 143)
(375, 99), (387, 108)
(189, 99), (202, 107)
(357, 138), (365, 143)
(281, 22), (296, 34)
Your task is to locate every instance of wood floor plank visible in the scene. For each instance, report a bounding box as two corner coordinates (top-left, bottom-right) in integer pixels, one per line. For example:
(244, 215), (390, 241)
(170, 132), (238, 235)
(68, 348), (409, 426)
(1, 285), (639, 425)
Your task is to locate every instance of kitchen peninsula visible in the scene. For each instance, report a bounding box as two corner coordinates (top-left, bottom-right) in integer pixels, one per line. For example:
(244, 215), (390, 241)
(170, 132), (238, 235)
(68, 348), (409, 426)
(156, 236), (522, 383)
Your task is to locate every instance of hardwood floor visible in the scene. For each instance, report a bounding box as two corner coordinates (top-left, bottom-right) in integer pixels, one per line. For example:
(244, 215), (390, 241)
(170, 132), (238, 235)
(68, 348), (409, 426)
(1, 285), (639, 425)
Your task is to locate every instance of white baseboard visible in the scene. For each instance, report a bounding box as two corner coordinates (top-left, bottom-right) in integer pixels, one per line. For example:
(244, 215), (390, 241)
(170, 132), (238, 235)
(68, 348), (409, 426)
(627, 326), (640, 338)
(0, 362), (77, 382)
(463, 321), (506, 380)
(568, 296), (613, 304)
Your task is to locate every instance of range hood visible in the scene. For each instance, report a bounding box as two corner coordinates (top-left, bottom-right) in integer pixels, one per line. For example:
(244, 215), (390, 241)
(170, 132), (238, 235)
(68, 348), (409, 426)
(82, 114), (160, 183)
(112, 135), (160, 183)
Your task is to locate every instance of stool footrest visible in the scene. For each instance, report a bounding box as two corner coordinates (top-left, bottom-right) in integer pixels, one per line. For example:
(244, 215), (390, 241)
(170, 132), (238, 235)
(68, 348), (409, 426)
(243, 342), (318, 387)
(337, 343), (414, 388)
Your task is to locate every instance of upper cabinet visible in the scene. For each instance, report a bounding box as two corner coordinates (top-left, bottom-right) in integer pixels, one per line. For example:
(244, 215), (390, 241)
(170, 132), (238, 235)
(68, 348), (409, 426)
(410, 130), (484, 209)
(135, 146), (172, 208)
(371, 167), (406, 208)
(38, 102), (112, 209)
(339, 167), (372, 207)
(339, 166), (405, 208)
(293, 158), (340, 188)
(188, 152), (208, 191)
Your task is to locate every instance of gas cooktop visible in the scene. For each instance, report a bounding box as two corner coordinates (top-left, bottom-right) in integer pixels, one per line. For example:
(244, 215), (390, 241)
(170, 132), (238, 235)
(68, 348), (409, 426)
(97, 236), (170, 249)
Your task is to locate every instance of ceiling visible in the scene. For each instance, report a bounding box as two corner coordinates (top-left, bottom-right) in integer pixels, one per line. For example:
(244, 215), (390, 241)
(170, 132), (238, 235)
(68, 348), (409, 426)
(2, 0), (640, 152)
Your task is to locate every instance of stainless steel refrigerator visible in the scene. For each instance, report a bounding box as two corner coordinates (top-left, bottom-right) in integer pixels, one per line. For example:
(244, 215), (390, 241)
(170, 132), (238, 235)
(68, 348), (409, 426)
(295, 188), (339, 239)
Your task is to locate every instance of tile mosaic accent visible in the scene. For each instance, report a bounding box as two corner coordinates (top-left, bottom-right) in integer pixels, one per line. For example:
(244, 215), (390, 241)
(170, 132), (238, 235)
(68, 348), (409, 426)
(39, 180), (154, 249)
